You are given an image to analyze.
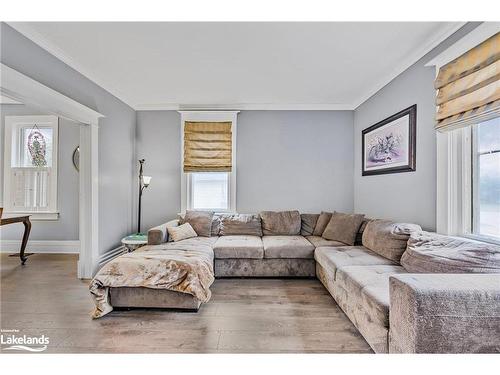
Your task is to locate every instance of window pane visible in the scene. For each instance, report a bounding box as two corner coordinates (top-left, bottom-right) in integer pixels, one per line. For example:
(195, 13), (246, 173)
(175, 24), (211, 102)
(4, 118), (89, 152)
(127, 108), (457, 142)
(191, 172), (229, 210)
(474, 117), (500, 239)
(477, 117), (500, 153)
(22, 127), (53, 167)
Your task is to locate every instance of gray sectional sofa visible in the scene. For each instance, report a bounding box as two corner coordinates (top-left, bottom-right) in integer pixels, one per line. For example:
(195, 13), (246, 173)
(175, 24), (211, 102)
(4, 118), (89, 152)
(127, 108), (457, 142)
(112, 210), (500, 354)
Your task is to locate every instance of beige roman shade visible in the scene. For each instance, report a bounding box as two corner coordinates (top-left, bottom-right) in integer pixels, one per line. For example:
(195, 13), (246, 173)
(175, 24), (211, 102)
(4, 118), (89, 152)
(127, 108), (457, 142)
(435, 32), (500, 131)
(183, 121), (232, 172)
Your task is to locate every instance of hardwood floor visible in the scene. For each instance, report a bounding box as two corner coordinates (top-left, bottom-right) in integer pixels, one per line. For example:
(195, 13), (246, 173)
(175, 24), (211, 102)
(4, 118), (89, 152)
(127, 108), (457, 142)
(0, 253), (372, 353)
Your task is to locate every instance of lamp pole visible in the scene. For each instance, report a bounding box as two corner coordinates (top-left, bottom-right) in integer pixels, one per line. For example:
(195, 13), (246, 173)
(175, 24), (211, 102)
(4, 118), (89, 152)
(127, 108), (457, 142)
(137, 159), (145, 234)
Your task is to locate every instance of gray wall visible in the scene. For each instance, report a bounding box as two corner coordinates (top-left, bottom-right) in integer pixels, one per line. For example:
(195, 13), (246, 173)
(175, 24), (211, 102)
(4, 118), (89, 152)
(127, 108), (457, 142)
(136, 110), (354, 230)
(353, 23), (481, 231)
(1, 23), (137, 254)
(0, 104), (80, 240)
(237, 111), (354, 213)
(136, 111), (181, 231)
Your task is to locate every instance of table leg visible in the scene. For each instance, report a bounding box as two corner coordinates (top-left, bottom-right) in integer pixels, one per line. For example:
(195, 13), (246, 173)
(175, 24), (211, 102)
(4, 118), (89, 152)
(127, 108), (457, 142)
(20, 218), (31, 265)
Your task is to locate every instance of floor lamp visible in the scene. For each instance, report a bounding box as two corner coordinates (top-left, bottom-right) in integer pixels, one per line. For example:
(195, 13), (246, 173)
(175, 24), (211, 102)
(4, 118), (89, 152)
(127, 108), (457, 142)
(137, 159), (152, 234)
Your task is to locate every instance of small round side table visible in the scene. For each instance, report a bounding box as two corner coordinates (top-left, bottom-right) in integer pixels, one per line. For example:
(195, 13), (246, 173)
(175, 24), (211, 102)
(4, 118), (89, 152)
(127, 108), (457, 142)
(121, 234), (148, 252)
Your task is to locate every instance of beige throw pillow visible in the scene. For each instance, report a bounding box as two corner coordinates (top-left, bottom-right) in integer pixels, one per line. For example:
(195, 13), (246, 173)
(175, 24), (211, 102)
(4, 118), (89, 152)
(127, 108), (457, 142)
(322, 212), (365, 246)
(312, 211), (332, 236)
(168, 223), (198, 242)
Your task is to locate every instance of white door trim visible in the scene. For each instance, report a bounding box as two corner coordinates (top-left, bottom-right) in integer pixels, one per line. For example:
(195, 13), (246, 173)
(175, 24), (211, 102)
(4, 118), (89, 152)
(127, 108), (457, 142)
(1, 63), (104, 278)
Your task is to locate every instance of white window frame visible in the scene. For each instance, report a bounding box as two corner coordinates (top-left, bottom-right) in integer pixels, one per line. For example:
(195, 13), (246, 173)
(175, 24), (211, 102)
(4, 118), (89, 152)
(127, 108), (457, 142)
(179, 111), (238, 214)
(3, 115), (59, 220)
(430, 23), (500, 243)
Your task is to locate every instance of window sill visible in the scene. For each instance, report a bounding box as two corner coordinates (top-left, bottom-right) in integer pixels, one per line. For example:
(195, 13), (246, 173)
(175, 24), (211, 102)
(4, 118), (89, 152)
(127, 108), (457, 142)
(461, 234), (500, 246)
(2, 212), (59, 221)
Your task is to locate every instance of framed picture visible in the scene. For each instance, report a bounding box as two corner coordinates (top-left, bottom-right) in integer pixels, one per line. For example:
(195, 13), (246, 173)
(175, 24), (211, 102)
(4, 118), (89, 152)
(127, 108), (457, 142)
(362, 105), (416, 176)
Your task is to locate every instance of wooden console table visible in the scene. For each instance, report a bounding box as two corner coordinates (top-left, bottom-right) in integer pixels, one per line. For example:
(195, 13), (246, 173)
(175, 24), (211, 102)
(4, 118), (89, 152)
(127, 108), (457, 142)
(0, 215), (32, 264)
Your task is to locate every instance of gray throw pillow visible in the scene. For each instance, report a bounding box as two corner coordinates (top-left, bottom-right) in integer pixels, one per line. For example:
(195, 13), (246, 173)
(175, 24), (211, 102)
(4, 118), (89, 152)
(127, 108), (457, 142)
(220, 214), (263, 236)
(211, 215), (221, 236)
(179, 210), (214, 237)
(312, 211), (332, 236)
(322, 212), (365, 246)
(260, 210), (301, 235)
(300, 213), (320, 236)
(355, 218), (374, 245)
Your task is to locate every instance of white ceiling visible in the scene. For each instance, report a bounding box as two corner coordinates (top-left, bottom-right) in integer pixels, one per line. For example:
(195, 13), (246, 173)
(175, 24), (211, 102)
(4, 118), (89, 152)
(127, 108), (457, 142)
(9, 22), (464, 110)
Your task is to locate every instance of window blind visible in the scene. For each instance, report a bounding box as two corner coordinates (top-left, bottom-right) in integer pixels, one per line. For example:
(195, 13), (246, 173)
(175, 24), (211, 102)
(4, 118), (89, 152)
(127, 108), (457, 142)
(183, 121), (232, 172)
(435, 32), (500, 131)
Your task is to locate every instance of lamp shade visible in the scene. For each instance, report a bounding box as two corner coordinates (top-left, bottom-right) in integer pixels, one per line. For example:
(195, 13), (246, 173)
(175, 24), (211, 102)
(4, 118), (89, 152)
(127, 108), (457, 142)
(142, 176), (152, 187)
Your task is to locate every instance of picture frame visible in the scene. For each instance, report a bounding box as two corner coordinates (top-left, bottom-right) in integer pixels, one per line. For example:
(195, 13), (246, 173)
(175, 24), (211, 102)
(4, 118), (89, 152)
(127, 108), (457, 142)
(362, 104), (416, 176)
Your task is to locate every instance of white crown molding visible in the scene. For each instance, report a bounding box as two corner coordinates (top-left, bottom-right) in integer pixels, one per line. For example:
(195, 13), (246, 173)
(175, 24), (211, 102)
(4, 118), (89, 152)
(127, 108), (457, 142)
(352, 22), (466, 109)
(0, 240), (80, 254)
(136, 103), (354, 111)
(7, 22), (136, 109)
(426, 22), (500, 69)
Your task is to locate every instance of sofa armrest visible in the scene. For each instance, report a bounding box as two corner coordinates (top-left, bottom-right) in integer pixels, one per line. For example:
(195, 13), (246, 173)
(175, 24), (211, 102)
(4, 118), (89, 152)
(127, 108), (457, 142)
(147, 219), (179, 245)
(389, 273), (500, 353)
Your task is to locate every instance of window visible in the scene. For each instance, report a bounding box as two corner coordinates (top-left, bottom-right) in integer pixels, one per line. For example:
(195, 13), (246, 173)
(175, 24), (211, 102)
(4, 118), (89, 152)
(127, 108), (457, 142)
(3, 115), (59, 219)
(180, 111), (238, 213)
(189, 172), (229, 211)
(472, 117), (500, 239)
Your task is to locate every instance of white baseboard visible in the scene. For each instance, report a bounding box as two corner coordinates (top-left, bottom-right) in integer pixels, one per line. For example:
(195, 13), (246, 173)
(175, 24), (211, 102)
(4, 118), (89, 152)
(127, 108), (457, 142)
(0, 240), (80, 254)
(98, 245), (127, 267)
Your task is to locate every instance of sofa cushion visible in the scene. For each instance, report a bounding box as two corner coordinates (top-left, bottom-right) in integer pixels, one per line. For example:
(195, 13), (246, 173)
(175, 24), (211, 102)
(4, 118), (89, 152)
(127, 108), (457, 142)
(176, 236), (219, 247)
(312, 211), (332, 236)
(167, 223), (198, 242)
(219, 214), (263, 236)
(213, 235), (264, 259)
(336, 265), (408, 327)
(314, 246), (395, 279)
(322, 212), (365, 245)
(260, 210), (301, 235)
(179, 210), (214, 237)
(306, 235), (345, 248)
(263, 235), (315, 259)
(362, 219), (421, 262)
(300, 213), (320, 236)
(401, 231), (500, 273)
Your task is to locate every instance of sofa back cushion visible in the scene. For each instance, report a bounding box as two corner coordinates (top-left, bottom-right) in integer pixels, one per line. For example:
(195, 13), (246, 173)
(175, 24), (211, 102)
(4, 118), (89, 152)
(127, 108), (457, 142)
(312, 211), (333, 236)
(362, 219), (421, 262)
(322, 212), (365, 246)
(300, 213), (320, 236)
(179, 210), (214, 237)
(401, 231), (500, 273)
(260, 210), (301, 235)
(220, 214), (263, 236)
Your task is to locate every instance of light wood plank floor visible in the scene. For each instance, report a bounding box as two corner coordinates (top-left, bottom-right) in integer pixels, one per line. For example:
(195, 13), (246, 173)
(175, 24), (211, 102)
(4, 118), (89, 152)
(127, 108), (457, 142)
(0, 253), (372, 353)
